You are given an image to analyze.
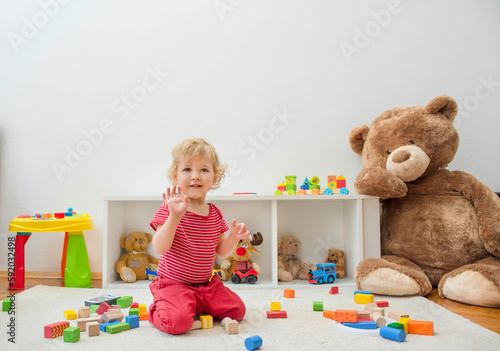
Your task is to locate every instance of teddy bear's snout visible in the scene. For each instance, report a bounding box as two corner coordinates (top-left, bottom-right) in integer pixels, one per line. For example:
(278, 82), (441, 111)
(386, 145), (430, 182)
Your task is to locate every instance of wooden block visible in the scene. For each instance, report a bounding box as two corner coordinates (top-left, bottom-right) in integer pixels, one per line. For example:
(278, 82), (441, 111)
(117, 296), (133, 308)
(407, 320), (434, 335)
(130, 302), (139, 309)
(358, 318), (374, 322)
(76, 316), (101, 330)
(90, 305), (99, 314)
(267, 311), (287, 319)
(63, 327), (80, 343)
(44, 321), (69, 338)
(106, 322), (131, 334)
(270, 301), (281, 311)
(139, 312), (149, 321)
(372, 312), (387, 327)
(63, 310), (77, 320)
(190, 319), (202, 330)
(388, 310), (409, 321)
(329, 286), (339, 294)
(357, 312), (371, 319)
(199, 315), (213, 329)
(110, 305), (121, 310)
(343, 321), (377, 329)
(313, 301), (323, 311)
(284, 289), (295, 298)
(371, 307), (385, 316)
(77, 306), (90, 318)
(376, 301), (389, 307)
(387, 322), (405, 330)
(334, 309), (357, 323)
(354, 290), (372, 295)
(2, 298), (12, 312)
(224, 319), (239, 334)
(354, 293), (374, 304)
(100, 321), (120, 332)
(129, 308), (139, 316)
(399, 317), (411, 333)
(96, 302), (110, 315)
(138, 304), (147, 315)
(86, 322), (100, 337)
(126, 314), (140, 329)
(323, 310), (336, 320)
(380, 326), (406, 342)
(101, 310), (124, 323)
(362, 302), (378, 313)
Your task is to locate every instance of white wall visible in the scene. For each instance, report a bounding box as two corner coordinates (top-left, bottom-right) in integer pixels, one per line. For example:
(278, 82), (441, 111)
(1, 0), (499, 273)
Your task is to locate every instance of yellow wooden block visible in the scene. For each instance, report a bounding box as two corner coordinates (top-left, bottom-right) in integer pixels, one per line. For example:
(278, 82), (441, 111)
(354, 293), (374, 304)
(64, 310), (77, 320)
(270, 301), (281, 311)
(138, 304), (147, 315)
(399, 317), (411, 333)
(199, 315), (213, 329)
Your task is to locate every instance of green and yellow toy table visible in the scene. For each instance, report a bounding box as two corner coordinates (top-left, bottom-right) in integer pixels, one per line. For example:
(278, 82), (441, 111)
(9, 209), (93, 290)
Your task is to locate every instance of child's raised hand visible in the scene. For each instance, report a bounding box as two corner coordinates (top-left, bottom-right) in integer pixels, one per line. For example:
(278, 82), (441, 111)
(230, 219), (251, 241)
(162, 186), (189, 218)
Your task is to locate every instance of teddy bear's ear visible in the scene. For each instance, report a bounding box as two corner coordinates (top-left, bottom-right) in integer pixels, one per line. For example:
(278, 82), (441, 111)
(145, 233), (153, 243)
(277, 238), (283, 250)
(120, 236), (128, 249)
(425, 95), (458, 122)
(349, 125), (370, 155)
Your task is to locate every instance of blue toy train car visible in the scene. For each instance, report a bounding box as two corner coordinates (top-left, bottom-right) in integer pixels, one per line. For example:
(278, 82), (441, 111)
(307, 263), (337, 284)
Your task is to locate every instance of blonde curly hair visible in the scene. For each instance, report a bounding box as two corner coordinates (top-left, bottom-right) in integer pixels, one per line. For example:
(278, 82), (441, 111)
(168, 138), (227, 189)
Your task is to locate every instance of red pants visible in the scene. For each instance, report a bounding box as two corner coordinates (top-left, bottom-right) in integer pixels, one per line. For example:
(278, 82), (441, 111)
(148, 275), (246, 335)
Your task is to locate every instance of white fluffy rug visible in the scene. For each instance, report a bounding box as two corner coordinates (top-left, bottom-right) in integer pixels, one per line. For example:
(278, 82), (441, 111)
(1, 284), (499, 350)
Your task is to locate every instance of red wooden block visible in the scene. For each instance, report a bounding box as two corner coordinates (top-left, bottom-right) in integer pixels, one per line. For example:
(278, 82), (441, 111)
(44, 321), (69, 338)
(130, 302), (139, 309)
(375, 301), (389, 307)
(358, 318), (374, 322)
(96, 302), (110, 315)
(267, 311), (287, 319)
(329, 286), (339, 294)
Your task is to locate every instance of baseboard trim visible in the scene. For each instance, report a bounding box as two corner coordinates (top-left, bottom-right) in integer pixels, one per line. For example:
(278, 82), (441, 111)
(0, 271), (102, 280)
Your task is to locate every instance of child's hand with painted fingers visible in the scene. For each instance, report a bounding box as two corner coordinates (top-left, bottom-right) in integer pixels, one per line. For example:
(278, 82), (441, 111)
(163, 186), (189, 219)
(230, 219), (252, 242)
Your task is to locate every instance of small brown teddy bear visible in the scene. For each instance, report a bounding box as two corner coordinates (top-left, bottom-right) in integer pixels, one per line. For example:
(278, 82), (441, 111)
(115, 231), (159, 283)
(325, 249), (345, 279)
(277, 235), (313, 282)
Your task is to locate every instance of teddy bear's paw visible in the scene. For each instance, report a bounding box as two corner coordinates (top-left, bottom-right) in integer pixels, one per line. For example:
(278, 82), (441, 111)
(121, 268), (137, 283)
(355, 256), (432, 296)
(438, 257), (500, 307)
(278, 270), (293, 282)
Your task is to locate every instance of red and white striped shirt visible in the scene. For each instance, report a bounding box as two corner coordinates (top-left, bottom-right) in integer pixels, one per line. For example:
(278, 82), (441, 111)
(150, 203), (229, 284)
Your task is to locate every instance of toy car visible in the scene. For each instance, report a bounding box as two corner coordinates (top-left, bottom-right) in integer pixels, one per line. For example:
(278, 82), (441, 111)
(231, 267), (259, 284)
(307, 263), (337, 284)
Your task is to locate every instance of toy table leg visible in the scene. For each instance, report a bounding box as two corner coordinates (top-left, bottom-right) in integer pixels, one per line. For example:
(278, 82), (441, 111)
(61, 232), (69, 279)
(9, 233), (31, 290)
(64, 231), (92, 288)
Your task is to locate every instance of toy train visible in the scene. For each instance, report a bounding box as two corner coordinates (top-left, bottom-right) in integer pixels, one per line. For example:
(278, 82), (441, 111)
(307, 263), (338, 284)
(275, 175), (349, 195)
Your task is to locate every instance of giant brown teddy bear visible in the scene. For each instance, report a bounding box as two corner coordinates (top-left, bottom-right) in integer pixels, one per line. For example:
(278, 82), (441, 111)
(349, 95), (500, 307)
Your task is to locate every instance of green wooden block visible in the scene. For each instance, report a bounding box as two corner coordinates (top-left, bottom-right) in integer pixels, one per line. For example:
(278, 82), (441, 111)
(285, 184), (297, 191)
(2, 298), (12, 312)
(117, 296), (133, 308)
(106, 322), (131, 334)
(90, 305), (99, 314)
(313, 301), (323, 311)
(129, 308), (139, 316)
(388, 322), (405, 330)
(309, 184), (320, 190)
(63, 327), (80, 343)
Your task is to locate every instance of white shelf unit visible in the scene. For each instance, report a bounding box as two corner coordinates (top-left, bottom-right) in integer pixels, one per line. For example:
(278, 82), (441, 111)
(103, 195), (380, 289)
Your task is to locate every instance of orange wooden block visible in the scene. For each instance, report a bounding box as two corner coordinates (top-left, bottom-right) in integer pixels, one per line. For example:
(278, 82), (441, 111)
(323, 310), (336, 320)
(284, 289), (295, 298)
(408, 320), (434, 335)
(139, 312), (149, 321)
(334, 309), (357, 323)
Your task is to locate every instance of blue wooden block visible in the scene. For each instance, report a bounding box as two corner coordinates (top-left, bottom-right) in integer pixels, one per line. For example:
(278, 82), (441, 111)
(380, 326), (406, 342)
(245, 335), (263, 350)
(100, 321), (120, 332)
(354, 290), (372, 295)
(343, 321), (378, 329)
(126, 315), (140, 329)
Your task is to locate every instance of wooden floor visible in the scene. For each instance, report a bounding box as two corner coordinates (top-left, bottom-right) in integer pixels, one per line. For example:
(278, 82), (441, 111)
(1, 277), (499, 334)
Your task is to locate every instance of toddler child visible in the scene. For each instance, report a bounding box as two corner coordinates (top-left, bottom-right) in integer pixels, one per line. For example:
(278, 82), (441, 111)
(148, 138), (251, 335)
